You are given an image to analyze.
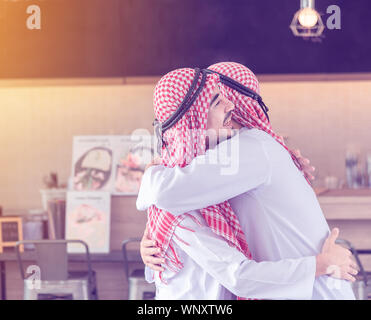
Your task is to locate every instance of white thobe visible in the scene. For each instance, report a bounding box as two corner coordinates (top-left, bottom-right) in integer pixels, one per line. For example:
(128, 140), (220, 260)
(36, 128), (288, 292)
(137, 128), (355, 300)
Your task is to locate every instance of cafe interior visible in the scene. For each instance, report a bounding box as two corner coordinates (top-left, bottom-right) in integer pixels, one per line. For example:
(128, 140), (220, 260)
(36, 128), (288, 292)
(0, 0), (371, 300)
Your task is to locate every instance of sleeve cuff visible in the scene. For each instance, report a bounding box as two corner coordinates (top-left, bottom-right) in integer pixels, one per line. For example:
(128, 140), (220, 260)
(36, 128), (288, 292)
(136, 166), (155, 211)
(300, 255), (316, 300)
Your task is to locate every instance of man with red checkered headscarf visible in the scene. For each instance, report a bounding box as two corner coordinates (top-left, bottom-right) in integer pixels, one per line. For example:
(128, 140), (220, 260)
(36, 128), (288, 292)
(137, 63), (356, 300)
(146, 67), (251, 280)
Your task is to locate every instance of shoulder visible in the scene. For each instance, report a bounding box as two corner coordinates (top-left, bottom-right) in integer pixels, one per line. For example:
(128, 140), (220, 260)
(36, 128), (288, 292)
(235, 128), (269, 155)
(239, 128), (270, 141)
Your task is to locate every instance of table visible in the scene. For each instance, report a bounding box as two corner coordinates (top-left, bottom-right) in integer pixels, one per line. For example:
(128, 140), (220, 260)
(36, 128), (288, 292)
(0, 249), (141, 300)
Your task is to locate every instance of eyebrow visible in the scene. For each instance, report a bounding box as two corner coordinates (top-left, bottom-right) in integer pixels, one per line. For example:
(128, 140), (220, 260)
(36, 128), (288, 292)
(210, 93), (219, 108)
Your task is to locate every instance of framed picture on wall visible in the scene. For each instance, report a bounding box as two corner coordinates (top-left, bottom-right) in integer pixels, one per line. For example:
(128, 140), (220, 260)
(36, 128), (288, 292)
(65, 191), (111, 253)
(71, 134), (157, 195)
(72, 136), (114, 192)
(113, 134), (156, 195)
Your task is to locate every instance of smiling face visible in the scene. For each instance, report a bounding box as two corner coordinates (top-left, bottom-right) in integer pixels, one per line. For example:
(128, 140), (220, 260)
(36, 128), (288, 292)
(206, 85), (236, 147)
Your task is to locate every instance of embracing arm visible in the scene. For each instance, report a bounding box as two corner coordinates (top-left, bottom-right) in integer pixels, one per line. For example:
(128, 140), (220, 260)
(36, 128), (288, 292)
(136, 132), (270, 214)
(172, 213), (316, 300)
(169, 214), (357, 299)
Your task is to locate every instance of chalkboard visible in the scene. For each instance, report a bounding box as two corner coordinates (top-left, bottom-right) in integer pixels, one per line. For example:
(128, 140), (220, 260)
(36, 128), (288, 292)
(0, 217), (23, 253)
(1, 0), (370, 77)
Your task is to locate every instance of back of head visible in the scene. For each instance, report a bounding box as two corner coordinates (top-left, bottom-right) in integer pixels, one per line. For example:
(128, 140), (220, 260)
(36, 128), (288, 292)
(153, 68), (221, 167)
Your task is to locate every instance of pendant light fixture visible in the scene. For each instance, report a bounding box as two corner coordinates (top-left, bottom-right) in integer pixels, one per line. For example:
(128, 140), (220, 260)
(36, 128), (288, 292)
(290, 0), (324, 38)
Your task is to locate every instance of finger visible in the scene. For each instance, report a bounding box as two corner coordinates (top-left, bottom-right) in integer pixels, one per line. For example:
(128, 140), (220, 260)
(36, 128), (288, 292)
(350, 260), (359, 271)
(143, 247), (162, 256)
(145, 160), (160, 171)
(142, 239), (157, 248)
(147, 263), (165, 272)
(303, 164), (315, 172)
(328, 228), (340, 244)
(147, 256), (165, 265)
(293, 149), (301, 157)
(338, 257), (356, 269)
(347, 266), (359, 276)
(338, 248), (353, 257)
(346, 256), (360, 271)
(331, 270), (355, 282)
(145, 164), (154, 171)
(153, 157), (162, 165)
(305, 173), (315, 181)
(342, 273), (356, 282)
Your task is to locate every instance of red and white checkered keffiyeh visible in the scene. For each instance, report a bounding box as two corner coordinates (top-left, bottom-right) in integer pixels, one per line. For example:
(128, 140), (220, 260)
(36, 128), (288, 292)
(208, 62), (308, 180)
(147, 68), (252, 283)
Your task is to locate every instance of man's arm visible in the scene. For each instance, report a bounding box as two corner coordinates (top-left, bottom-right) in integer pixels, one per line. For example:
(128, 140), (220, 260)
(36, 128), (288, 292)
(168, 213), (357, 300)
(137, 132), (270, 214)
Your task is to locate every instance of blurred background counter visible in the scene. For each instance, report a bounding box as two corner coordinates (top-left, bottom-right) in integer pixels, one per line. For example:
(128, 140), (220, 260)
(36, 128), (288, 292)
(317, 189), (371, 272)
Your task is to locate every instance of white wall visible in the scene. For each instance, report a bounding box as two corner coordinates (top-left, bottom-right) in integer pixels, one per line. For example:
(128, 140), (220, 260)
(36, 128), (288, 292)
(1, 78), (371, 211)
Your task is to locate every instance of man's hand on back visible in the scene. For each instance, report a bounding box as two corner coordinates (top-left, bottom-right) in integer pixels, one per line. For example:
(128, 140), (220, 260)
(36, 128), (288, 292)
(316, 228), (359, 281)
(292, 149), (315, 181)
(144, 157), (162, 172)
(140, 225), (165, 272)
(141, 157), (164, 272)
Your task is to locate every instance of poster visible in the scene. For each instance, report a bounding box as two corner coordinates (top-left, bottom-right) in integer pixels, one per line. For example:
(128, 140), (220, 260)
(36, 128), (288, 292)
(67, 134), (156, 253)
(65, 191), (111, 253)
(113, 135), (155, 195)
(72, 136), (114, 192)
(71, 134), (156, 195)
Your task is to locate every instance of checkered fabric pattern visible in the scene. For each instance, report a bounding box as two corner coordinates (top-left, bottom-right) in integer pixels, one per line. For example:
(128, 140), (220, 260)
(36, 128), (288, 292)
(147, 68), (252, 282)
(208, 62), (308, 181)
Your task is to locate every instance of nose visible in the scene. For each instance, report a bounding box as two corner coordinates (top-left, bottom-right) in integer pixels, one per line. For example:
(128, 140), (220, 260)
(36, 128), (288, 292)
(223, 96), (235, 113)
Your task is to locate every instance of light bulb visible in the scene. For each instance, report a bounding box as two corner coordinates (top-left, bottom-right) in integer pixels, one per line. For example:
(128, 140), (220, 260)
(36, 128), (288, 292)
(298, 8), (318, 27)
